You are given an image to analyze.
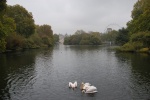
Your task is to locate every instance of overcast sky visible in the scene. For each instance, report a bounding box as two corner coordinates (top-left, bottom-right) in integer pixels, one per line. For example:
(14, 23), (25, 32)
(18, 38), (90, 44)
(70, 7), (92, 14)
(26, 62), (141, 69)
(7, 0), (137, 34)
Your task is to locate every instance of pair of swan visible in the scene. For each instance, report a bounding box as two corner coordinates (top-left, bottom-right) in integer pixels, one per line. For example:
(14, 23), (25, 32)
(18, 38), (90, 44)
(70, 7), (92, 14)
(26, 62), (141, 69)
(69, 81), (98, 93)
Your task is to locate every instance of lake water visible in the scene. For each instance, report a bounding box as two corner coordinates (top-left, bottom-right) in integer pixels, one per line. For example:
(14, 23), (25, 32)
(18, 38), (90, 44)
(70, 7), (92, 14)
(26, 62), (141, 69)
(0, 45), (150, 100)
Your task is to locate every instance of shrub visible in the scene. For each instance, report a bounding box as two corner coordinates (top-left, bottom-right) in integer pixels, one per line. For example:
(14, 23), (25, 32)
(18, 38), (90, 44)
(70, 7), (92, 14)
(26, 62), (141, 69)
(6, 33), (24, 50)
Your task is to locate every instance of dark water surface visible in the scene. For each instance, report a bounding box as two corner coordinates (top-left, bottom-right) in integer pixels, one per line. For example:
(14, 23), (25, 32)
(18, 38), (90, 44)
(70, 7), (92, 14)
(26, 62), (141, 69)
(0, 45), (150, 100)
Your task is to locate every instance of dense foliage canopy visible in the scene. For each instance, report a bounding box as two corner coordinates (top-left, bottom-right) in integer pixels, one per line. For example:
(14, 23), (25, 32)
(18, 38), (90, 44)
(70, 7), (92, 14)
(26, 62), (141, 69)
(115, 28), (129, 45)
(6, 5), (35, 37)
(127, 0), (150, 34)
(0, 0), (7, 52)
(118, 0), (150, 52)
(0, 2), (54, 53)
(64, 30), (102, 45)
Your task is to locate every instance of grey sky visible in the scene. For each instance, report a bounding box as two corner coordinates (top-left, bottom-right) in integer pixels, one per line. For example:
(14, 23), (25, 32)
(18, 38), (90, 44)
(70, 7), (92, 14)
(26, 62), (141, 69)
(7, 0), (137, 34)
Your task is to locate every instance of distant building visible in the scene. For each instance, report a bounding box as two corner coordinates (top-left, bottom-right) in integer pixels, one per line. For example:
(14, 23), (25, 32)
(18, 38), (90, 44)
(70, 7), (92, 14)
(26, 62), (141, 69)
(59, 34), (64, 44)
(106, 28), (112, 33)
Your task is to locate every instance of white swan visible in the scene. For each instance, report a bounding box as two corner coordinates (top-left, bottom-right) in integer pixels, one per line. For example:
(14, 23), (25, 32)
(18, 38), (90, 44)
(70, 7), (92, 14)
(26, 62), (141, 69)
(80, 82), (98, 93)
(69, 81), (77, 89)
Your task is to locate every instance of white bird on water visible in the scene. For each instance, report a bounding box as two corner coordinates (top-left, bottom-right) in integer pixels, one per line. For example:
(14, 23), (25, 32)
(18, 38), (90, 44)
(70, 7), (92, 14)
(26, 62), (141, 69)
(69, 81), (77, 89)
(80, 82), (98, 93)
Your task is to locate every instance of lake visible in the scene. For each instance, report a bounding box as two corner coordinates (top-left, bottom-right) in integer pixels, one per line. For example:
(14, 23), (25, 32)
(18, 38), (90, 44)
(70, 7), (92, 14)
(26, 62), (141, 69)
(0, 45), (150, 100)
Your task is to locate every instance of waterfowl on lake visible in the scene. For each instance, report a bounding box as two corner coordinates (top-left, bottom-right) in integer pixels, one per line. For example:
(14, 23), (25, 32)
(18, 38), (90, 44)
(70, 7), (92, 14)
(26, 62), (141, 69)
(80, 82), (98, 93)
(69, 81), (77, 89)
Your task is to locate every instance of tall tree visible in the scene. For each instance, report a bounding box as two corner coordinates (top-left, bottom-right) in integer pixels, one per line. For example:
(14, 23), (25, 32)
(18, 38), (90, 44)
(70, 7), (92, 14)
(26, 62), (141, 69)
(0, 0), (7, 52)
(53, 34), (59, 43)
(127, 0), (150, 34)
(115, 28), (129, 45)
(36, 24), (53, 37)
(0, 0), (6, 17)
(6, 5), (35, 37)
(36, 24), (54, 46)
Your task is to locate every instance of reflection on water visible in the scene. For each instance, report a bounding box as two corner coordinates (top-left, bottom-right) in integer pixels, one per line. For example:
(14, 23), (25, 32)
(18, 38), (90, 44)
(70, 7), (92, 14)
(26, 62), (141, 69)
(0, 49), (53, 100)
(115, 53), (150, 99)
(0, 45), (150, 100)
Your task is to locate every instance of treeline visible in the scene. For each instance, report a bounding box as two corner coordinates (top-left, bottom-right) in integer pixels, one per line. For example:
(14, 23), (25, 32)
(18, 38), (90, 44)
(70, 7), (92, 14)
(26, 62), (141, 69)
(64, 30), (102, 45)
(0, 1), (59, 53)
(64, 29), (119, 45)
(116, 0), (150, 53)
(101, 30), (118, 44)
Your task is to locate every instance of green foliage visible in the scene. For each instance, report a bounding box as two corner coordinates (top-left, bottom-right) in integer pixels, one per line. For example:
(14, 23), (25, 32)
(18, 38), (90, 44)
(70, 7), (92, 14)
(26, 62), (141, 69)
(36, 24), (53, 37)
(0, 0), (7, 52)
(0, 3), (54, 52)
(130, 31), (150, 48)
(1, 16), (16, 35)
(22, 38), (35, 49)
(0, 38), (6, 52)
(117, 41), (144, 52)
(101, 30), (118, 43)
(119, 0), (150, 53)
(36, 24), (54, 46)
(64, 30), (102, 45)
(127, 0), (150, 34)
(115, 28), (129, 45)
(89, 32), (101, 45)
(6, 33), (24, 50)
(6, 5), (35, 37)
(0, 2), (16, 52)
(29, 33), (42, 47)
(0, 21), (6, 39)
(118, 31), (150, 52)
(41, 36), (53, 47)
(53, 34), (59, 43)
(118, 42), (135, 52)
(22, 24), (54, 49)
(138, 48), (149, 53)
(0, 0), (6, 17)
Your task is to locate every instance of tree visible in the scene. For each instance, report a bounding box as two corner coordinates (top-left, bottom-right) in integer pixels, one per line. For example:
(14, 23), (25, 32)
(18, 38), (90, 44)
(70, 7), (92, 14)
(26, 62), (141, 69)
(130, 31), (150, 48)
(36, 24), (54, 46)
(64, 30), (102, 45)
(36, 24), (53, 37)
(53, 34), (59, 43)
(101, 30), (118, 44)
(0, 0), (6, 17)
(89, 32), (101, 45)
(127, 0), (150, 34)
(0, 0), (7, 52)
(6, 5), (35, 37)
(115, 28), (129, 45)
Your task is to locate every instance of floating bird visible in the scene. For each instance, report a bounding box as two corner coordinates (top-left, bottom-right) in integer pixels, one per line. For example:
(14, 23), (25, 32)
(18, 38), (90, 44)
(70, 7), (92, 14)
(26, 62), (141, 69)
(80, 82), (98, 93)
(69, 81), (77, 89)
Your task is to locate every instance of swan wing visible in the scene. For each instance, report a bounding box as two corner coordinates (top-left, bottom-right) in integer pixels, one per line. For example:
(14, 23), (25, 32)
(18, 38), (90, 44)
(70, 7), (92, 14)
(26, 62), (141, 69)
(74, 81), (77, 87)
(86, 86), (97, 93)
(84, 83), (91, 86)
(69, 82), (73, 87)
(85, 91), (98, 93)
(83, 85), (90, 90)
(71, 83), (75, 88)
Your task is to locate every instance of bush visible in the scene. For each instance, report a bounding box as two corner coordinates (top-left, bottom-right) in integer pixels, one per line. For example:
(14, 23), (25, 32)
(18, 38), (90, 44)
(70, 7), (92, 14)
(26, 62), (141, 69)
(118, 41), (144, 52)
(130, 32), (150, 48)
(119, 42), (135, 52)
(0, 38), (6, 52)
(29, 33), (42, 46)
(138, 48), (149, 53)
(6, 33), (24, 50)
(42, 36), (53, 47)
